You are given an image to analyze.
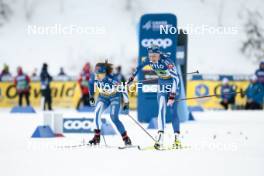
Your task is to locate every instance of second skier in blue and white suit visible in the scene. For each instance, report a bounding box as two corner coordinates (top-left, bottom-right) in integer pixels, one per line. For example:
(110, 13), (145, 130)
(88, 62), (132, 146)
(128, 45), (181, 149)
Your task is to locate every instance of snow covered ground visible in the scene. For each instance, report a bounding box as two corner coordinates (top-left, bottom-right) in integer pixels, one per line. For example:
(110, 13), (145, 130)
(0, 110), (263, 176)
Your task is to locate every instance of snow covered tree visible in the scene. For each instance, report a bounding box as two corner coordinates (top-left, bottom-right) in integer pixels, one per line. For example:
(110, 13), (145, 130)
(0, 0), (12, 26)
(241, 10), (264, 63)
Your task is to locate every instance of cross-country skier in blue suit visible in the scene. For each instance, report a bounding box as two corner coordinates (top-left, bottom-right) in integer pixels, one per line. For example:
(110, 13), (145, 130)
(88, 62), (132, 146)
(128, 45), (181, 149)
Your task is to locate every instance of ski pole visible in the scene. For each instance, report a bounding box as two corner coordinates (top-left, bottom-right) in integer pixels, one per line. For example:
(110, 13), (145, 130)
(127, 114), (157, 143)
(101, 133), (107, 146)
(175, 91), (244, 102)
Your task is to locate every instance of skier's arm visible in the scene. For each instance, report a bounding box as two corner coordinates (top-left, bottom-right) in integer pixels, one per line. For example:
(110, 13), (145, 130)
(49, 74), (53, 81)
(133, 58), (150, 77)
(128, 59), (149, 84)
(170, 70), (180, 94)
(122, 88), (129, 104)
(165, 59), (180, 94)
(89, 78), (96, 97)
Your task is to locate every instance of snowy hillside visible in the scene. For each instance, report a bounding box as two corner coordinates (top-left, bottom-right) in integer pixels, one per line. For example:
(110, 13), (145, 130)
(0, 0), (264, 75)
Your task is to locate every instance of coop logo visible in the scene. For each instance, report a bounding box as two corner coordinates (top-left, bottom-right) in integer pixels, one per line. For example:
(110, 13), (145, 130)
(141, 38), (172, 49)
(63, 118), (93, 133)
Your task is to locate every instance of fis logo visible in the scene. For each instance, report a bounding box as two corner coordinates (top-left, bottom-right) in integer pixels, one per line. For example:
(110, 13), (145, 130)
(142, 20), (172, 31)
(142, 21), (152, 30)
(141, 38), (172, 49)
(63, 118), (93, 133)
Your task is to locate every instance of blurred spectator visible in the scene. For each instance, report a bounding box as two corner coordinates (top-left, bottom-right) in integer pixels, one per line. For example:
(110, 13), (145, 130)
(244, 75), (264, 110)
(40, 63), (53, 111)
(14, 67), (31, 106)
(58, 67), (67, 76)
(0, 63), (11, 81)
(114, 65), (126, 83)
(214, 78), (237, 110)
(255, 61), (264, 85)
(31, 68), (38, 77)
(76, 63), (92, 109)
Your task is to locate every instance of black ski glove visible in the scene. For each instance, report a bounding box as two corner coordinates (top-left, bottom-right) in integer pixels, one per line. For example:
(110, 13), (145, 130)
(123, 103), (129, 111)
(127, 76), (135, 85)
(89, 96), (95, 105)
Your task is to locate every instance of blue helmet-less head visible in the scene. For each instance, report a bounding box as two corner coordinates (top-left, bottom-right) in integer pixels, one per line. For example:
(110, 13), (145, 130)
(95, 65), (106, 74)
(147, 44), (160, 54)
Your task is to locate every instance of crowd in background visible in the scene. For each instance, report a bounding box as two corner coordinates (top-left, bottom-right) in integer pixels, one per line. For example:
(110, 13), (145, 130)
(216, 61), (264, 110)
(0, 62), (127, 111)
(0, 61), (263, 110)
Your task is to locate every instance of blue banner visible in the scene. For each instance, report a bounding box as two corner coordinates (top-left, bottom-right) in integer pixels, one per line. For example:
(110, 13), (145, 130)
(137, 13), (178, 123)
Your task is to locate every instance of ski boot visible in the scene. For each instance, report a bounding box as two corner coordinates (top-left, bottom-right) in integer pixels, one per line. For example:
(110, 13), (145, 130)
(89, 129), (101, 145)
(154, 130), (164, 150)
(122, 132), (132, 146)
(172, 133), (182, 149)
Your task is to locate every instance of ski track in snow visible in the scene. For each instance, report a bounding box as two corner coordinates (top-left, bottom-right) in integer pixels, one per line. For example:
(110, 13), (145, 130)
(0, 110), (263, 176)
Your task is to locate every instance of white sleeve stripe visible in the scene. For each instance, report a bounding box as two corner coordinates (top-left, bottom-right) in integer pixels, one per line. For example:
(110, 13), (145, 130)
(170, 71), (178, 77)
(171, 76), (179, 93)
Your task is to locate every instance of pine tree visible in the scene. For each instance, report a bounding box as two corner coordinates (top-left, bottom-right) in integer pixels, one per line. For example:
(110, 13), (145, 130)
(241, 10), (264, 63)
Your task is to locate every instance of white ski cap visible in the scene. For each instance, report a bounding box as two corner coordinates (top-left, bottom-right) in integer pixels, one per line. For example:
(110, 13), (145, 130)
(222, 78), (229, 84)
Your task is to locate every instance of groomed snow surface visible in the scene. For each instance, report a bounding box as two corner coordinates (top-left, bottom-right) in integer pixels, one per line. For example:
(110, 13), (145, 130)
(0, 110), (263, 176)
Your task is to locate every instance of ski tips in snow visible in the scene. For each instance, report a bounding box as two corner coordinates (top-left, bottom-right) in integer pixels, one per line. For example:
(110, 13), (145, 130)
(118, 145), (140, 150)
(138, 144), (190, 151)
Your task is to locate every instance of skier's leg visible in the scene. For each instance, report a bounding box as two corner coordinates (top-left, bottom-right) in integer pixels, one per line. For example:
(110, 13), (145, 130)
(94, 101), (105, 130)
(109, 101), (125, 134)
(47, 93), (52, 110)
(89, 100), (106, 145)
(157, 94), (166, 132)
(171, 101), (180, 134)
(44, 92), (49, 111)
(154, 93), (166, 148)
(25, 92), (30, 106)
(109, 97), (132, 145)
(18, 93), (22, 106)
(171, 101), (182, 148)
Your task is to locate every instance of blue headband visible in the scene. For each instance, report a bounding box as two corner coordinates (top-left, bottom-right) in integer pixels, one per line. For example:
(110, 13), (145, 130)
(95, 65), (106, 74)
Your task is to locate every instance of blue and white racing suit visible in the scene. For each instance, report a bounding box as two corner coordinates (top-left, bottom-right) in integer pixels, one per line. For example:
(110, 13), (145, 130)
(90, 75), (129, 135)
(133, 55), (181, 133)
